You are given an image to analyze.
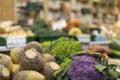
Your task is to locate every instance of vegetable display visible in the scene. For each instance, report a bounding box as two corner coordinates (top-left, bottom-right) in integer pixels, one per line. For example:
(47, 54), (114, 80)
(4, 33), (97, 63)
(0, 37), (120, 80)
(0, 41), (60, 80)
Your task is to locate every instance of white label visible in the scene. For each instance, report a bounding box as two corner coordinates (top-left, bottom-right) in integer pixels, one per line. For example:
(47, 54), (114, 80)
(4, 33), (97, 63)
(52, 19), (67, 31)
(28, 19), (34, 26)
(77, 35), (90, 43)
(6, 36), (26, 48)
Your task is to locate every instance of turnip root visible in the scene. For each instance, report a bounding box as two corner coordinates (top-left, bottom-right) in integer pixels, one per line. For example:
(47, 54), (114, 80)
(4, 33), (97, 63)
(24, 41), (43, 54)
(0, 53), (13, 72)
(41, 62), (60, 80)
(20, 48), (44, 71)
(13, 70), (46, 80)
(43, 54), (55, 63)
(11, 64), (20, 79)
(10, 47), (24, 64)
(0, 64), (10, 80)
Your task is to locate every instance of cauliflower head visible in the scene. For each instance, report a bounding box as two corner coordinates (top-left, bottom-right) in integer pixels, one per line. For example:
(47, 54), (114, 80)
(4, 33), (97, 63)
(67, 54), (104, 80)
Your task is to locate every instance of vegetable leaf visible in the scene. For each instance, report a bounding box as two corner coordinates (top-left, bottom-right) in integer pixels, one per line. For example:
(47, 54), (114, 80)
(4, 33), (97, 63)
(95, 64), (106, 72)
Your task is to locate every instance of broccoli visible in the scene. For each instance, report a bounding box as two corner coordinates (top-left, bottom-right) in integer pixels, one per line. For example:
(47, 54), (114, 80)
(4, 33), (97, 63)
(67, 54), (105, 80)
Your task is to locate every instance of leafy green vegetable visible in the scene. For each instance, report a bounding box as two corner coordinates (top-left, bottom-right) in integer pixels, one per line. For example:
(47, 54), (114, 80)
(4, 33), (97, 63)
(109, 39), (120, 51)
(31, 18), (67, 36)
(111, 49), (120, 56)
(108, 70), (119, 79)
(54, 68), (70, 80)
(95, 64), (106, 72)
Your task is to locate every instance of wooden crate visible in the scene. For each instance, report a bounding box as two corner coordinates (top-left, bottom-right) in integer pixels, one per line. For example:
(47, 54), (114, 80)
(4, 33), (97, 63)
(0, 0), (17, 22)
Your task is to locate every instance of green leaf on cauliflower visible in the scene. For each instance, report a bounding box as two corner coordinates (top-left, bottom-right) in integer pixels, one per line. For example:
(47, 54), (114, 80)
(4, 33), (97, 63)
(95, 64), (106, 72)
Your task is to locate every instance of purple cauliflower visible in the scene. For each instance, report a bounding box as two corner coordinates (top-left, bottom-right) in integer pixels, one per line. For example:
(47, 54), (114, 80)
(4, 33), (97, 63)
(67, 54), (104, 80)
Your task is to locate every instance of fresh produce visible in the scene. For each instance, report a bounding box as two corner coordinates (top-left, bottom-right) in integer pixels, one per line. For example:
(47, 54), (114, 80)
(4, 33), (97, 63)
(67, 19), (80, 27)
(111, 49), (120, 56)
(54, 52), (120, 80)
(68, 27), (82, 36)
(88, 45), (112, 56)
(24, 41), (43, 54)
(60, 58), (71, 69)
(11, 64), (20, 79)
(109, 39), (120, 51)
(41, 41), (52, 51)
(43, 54), (55, 63)
(67, 54), (104, 80)
(20, 48), (44, 71)
(31, 18), (67, 36)
(0, 40), (61, 80)
(0, 23), (34, 36)
(41, 62), (60, 80)
(10, 47), (24, 64)
(0, 64), (10, 80)
(109, 40), (120, 56)
(44, 37), (82, 60)
(13, 70), (46, 80)
(0, 54), (13, 71)
(67, 53), (120, 80)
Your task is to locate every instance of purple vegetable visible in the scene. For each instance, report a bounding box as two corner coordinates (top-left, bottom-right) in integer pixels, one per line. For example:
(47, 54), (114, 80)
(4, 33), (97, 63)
(67, 54), (104, 80)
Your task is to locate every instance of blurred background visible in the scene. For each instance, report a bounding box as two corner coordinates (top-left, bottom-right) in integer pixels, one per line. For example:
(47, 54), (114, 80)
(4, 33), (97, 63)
(1, 0), (120, 42)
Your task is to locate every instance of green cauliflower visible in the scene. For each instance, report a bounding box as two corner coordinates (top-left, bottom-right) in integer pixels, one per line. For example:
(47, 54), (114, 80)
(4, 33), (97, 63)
(50, 37), (83, 59)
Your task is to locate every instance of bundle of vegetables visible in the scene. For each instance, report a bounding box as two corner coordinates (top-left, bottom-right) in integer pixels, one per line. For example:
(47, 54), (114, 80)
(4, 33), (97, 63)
(54, 52), (120, 80)
(109, 39), (120, 56)
(88, 45), (112, 57)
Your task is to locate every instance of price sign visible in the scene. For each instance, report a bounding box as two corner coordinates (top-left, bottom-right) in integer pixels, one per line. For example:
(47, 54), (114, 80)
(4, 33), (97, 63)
(52, 19), (67, 31)
(6, 36), (26, 48)
(77, 35), (90, 43)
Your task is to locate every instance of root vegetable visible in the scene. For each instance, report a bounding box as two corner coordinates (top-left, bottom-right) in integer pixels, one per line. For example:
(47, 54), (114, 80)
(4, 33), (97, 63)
(43, 54), (55, 63)
(10, 47), (24, 64)
(0, 54), (13, 71)
(13, 70), (46, 80)
(41, 62), (60, 80)
(20, 49), (44, 71)
(0, 64), (10, 80)
(24, 41), (43, 54)
(11, 64), (20, 80)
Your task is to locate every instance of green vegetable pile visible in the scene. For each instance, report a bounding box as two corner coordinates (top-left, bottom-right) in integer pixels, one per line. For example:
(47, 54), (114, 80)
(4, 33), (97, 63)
(31, 18), (67, 36)
(42, 37), (83, 64)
